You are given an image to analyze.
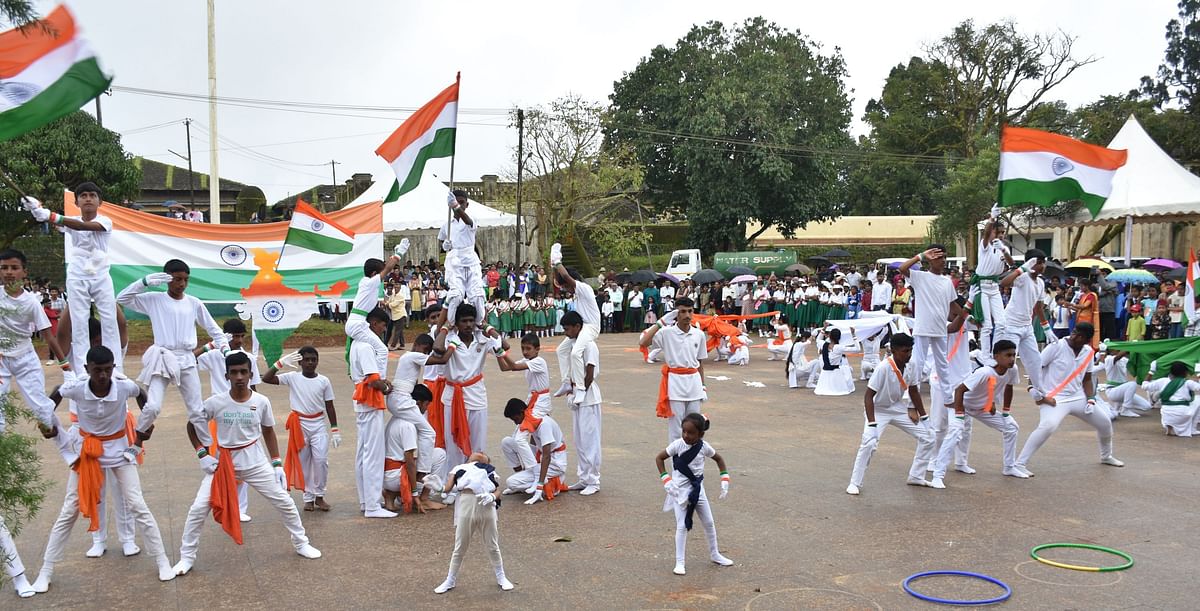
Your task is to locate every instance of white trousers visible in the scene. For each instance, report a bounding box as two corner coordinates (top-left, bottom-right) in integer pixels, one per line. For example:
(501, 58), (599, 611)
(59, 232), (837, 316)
(556, 323), (600, 390)
(354, 409), (386, 512)
(933, 409), (1018, 478)
(0, 349), (56, 426)
(67, 275), (121, 371)
(444, 255), (486, 328)
(912, 335), (952, 406)
(443, 405), (488, 471)
(667, 400), (703, 443)
(860, 355), (880, 380)
(572, 403), (602, 486)
(445, 491), (504, 580)
(345, 319), (389, 363)
(848, 404), (935, 487)
(41, 465), (166, 569)
(971, 281), (1005, 355)
(1, 515), (26, 579)
(501, 436), (567, 490)
(145, 366), (203, 434)
(384, 448), (446, 493)
(999, 325), (1042, 390)
(1104, 382), (1151, 413)
(928, 394), (972, 468)
(93, 470), (135, 545)
(671, 486), (720, 564)
(179, 460), (308, 562)
(788, 360), (818, 388)
(296, 418), (329, 502)
(1016, 396), (1115, 468)
(766, 341), (791, 360)
(391, 407), (437, 474)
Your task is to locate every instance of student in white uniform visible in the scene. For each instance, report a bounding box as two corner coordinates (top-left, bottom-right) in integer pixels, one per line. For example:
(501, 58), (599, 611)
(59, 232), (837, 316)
(927, 318), (975, 476)
(930, 340), (1023, 489)
(550, 246), (601, 406)
(766, 317), (792, 361)
(422, 305), (450, 451)
(569, 322), (603, 495)
(815, 328), (858, 396)
(1015, 323), (1125, 476)
(1, 513), (35, 597)
(349, 308), (397, 518)
(786, 330), (819, 389)
(172, 352), (321, 576)
(345, 242), (406, 367)
(384, 333), (451, 511)
(899, 245), (966, 412)
(970, 208), (1012, 355)
(261, 346), (340, 512)
(655, 413), (733, 575)
(728, 334), (752, 366)
(435, 304), (503, 484)
(439, 191), (487, 326)
(383, 385), (448, 512)
(0, 249), (66, 431)
(1143, 361), (1200, 436)
(32, 346), (175, 592)
(998, 249), (1048, 383)
(23, 183), (122, 372)
(858, 328), (885, 380)
(846, 333), (935, 494)
(500, 399), (569, 503)
(434, 452), (514, 594)
(639, 298), (708, 442)
(1103, 349), (1152, 417)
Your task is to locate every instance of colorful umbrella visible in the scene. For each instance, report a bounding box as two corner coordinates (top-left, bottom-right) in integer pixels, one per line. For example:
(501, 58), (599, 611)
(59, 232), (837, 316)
(1107, 269), (1158, 285)
(1065, 258), (1114, 276)
(1142, 258), (1182, 271)
(731, 274), (757, 284)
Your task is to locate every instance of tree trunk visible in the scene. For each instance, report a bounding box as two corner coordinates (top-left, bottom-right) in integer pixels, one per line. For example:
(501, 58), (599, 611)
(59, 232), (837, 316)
(1068, 226), (1085, 261)
(1081, 224), (1123, 260)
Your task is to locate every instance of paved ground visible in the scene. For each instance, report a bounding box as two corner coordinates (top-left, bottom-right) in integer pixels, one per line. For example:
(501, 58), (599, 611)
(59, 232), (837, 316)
(7, 333), (1199, 609)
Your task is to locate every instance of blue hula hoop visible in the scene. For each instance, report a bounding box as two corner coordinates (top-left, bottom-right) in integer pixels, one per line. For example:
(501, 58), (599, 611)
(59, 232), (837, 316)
(903, 570), (1012, 606)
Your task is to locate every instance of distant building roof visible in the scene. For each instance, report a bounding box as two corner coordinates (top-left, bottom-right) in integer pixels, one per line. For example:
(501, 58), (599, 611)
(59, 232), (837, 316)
(133, 157), (247, 193)
(749, 216), (935, 246)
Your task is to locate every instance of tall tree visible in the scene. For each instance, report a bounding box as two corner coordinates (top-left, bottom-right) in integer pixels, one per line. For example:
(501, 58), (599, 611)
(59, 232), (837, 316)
(1139, 0), (1200, 112)
(0, 111), (141, 247)
(0, 0), (37, 27)
(608, 18), (851, 253)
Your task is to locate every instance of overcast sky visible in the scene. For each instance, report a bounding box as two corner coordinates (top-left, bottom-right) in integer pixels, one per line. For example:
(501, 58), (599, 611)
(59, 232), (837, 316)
(43, 0), (1181, 203)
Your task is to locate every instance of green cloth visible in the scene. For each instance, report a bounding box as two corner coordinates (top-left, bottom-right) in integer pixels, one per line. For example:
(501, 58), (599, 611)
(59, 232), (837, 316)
(1159, 376), (1191, 405)
(1104, 336), (1200, 382)
(967, 273), (1002, 322)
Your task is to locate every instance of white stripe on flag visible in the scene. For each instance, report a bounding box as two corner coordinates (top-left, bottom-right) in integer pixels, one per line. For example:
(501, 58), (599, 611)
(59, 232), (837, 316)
(999, 150), (1119, 198)
(385, 101), (457, 176)
(0, 40), (97, 113)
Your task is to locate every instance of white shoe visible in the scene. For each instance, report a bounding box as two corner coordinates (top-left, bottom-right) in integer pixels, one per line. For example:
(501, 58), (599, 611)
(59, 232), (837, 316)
(239, 513), (252, 523)
(364, 507), (398, 518)
(1101, 456), (1125, 467)
(157, 557), (176, 582)
(711, 553), (733, 566)
(930, 477), (946, 489)
(12, 574), (35, 597)
(954, 464), (977, 475)
(1013, 465), (1035, 477)
(906, 476), (931, 487)
(172, 559), (194, 576)
(845, 484), (860, 495)
(673, 563), (686, 575)
(443, 492), (457, 505)
(501, 487), (517, 495)
(123, 542), (142, 556)
(567, 481), (587, 491)
(1118, 410), (1141, 418)
(1002, 467), (1030, 479)
(497, 575), (514, 590)
(434, 578), (456, 594)
(296, 544), (322, 559)
(581, 485), (600, 496)
(85, 541), (106, 558)
(31, 572), (50, 593)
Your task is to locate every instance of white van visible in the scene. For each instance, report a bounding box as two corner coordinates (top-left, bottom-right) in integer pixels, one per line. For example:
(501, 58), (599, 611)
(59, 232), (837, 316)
(666, 249), (701, 279)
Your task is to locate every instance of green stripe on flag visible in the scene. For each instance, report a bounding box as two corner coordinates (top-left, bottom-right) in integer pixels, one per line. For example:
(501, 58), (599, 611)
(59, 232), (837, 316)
(395, 127), (456, 198)
(284, 227), (353, 255)
(383, 179), (402, 203)
(997, 177), (1108, 218)
(0, 58), (112, 142)
(111, 265), (360, 303)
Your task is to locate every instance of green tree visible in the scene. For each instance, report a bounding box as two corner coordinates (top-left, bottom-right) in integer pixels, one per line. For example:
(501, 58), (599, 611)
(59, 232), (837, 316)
(0, 400), (50, 545)
(0, 0), (37, 27)
(1139, 0), (1200, 112)
(0, 111), (140, 247)
(607, 18), (851, 253)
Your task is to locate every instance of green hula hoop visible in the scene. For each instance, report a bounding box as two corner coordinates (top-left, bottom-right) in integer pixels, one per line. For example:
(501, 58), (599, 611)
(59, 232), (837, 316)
(1030, 543), (1134, 572)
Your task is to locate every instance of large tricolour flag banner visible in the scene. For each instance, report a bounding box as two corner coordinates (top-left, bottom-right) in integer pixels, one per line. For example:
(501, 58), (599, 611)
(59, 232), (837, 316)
(997, 126), (1129, 218)
(65, 193), (383, 362)
(0, 6), (112, 142)
(375, 75), (458, 202)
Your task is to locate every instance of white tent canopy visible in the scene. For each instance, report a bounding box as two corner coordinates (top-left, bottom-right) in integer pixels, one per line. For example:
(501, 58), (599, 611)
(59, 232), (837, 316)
(1036, 115), (1200, 228)
(346, 171), (516, 231)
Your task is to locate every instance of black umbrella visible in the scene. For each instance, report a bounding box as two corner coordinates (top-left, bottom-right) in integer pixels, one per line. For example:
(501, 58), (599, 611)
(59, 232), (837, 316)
(615, 272), (632, 283)
(806, 255), (830, 266)
(691, 269), (724, 284)
(630, 269), (657, 284)
(1166, 267), (1186, 281)
(822, 248), (851, 259)
(725, 266), (754, 278)
(1042, 263), (1068, 281)
(1109, 260), (1129, 270)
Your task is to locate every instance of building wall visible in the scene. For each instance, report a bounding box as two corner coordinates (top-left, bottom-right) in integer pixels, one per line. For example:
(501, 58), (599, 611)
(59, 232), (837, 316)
(1012, 221), (1199, 261)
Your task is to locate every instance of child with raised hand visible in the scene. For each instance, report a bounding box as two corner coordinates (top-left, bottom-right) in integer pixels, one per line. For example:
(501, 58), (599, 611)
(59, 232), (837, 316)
(261, 346), (339, 512)
(655, 413), (733, 576)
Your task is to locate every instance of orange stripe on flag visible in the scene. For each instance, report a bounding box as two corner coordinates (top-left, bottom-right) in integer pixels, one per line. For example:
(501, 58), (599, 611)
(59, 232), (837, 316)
(374, 78), (459, 161)
(0, 5), (77, 78)
(293, 198), (355, 238)
(1000, 126), (1128, 171)
(65, 191), (382, 238)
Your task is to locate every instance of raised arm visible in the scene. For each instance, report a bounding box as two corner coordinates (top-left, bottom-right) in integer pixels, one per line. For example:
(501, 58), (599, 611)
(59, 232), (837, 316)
(195, 300), (229, 352)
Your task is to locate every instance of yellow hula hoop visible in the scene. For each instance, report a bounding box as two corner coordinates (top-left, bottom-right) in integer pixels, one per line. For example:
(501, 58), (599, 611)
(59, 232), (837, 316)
(1030, 543), (1134, 572)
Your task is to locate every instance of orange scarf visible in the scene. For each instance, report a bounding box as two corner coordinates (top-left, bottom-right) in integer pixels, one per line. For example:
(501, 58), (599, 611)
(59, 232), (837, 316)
(283, 411), (325, 491)
(887, 357), (907, 392)
(1045, 346), (1093, 400)
(74, 429), (127, 532)
(446, 373), (484, 457)
(383, 458), (414, 512)
(771, 329), (787, 346)
(533, 443), (569, 501)
(947, 326), (966, 361)
(982, 376), (998, 414)
(656, 366), (698, 419)
(211, 440), (256, 545)
(519, 391), (548, 434)
(352, 373), (386, 410)
(424, 376), (447, 449)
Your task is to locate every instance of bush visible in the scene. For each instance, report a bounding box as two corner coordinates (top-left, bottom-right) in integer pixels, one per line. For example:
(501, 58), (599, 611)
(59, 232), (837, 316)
(0, 396), (50, 539)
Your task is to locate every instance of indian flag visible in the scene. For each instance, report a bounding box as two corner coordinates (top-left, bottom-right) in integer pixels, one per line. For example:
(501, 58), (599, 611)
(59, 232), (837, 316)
(277, 198), (355, 270)
(375, 74), (458, 203)
(1184, 248), (1198, 329)
(998, 126), (1129, 218)
(0, 6), (112, 142)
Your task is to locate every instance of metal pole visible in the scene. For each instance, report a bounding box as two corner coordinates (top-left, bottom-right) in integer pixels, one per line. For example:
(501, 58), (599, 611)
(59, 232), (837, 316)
(1123, 215), (1133, 267)
(515, 108), (524, 265)
(330, 160), (339, 210)
(184, 119), (195, 208)
(206, 0), (221, 224)
(635, 195), (654, 272)
(94, 96), (102, 126)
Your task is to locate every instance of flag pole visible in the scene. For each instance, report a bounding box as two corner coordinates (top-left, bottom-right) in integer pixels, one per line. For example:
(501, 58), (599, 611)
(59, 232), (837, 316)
(0, 165), (29, 199)
(447, 72), (460, 231)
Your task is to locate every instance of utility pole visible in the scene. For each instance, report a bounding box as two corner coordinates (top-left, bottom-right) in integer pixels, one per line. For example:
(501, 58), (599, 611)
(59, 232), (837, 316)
(206, 0), (221, 224)
(184, 119), (195, 207)
(329, 159), (340, 210)
(94, 96), (102, 126)
(515, 108), (524, 266)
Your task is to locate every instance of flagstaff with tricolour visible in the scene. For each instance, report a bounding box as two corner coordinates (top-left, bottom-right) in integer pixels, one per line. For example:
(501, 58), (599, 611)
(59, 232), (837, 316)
(375, 73), (460, 204)
(997, 126), (1129, 219)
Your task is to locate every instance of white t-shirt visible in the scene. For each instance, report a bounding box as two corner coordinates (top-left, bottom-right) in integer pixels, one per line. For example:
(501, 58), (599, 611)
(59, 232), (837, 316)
(976, 238), (1009, 277)
(960, 366), (1018, 411)
(629, 292), (643, 308)
(665, 438), (715, 481)
(944, 325), (973, 387)
(520, 356), (551, 410)
(908, 270), (956, 337)
(1103, 356), (1130, 385)
(532, 414), (565, 450)
(350, 275), (382, 318)
(1038, 339), (1093, 401)
(392, 351), (429, 395)
(203, 391), (274, 470)
(197, 349), (261, 397)
(60, 377), (144, 466)
(276, 371), (334, 416)
(659, 285), (676, 300)
(1143, 378), (1200, 404)
(658, 324), (707, 401)
(873, 281), (892, 308)
(1005, 273), (1044, 327)
(573, 282), (601, 327)
(579, 342), (602, 406)
(116, 288), (224, 352)
(444, 330), (499, 410)
(449, 461), (499, 494)
(866, 357), (918, 407)
(608, 287), (624, 311)
(384, 416), (418, 462)
(0, 289), (49, 356)
(64, 214), (113, 278)
(439, 217), (478, 259)
(349, 340), (387, 412)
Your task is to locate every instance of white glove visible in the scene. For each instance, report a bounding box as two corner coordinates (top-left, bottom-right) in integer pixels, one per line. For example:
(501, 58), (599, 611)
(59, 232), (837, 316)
(31, 207), (50, 222)
(204, 333), (234, 354)
(143, 272), (174, 287)
(273, 351), (302, 369)
(442, 239), (454, 252)
(524, 482), (538, 495)
(447, 191), (460, 210)
(395, 237), (410, 257)
(123, 445), (142, 463)
(62, 368), (78, 386)
(199, 455), (219, 474)
(719, 479), (729, 500)
(700, 386), (708, 402)
(659, 309), (678, 327)
(524, 488), (544, 505)
(1021, 258), (1038, 273)
(990, 203), (1001, 219)
(549, 242), (563, 266)
(20, 196), (41, 212)
(330, 428), (342, 449)
(477, 491), (496, 506)
(1085, 398), (1096, 415)
(274, 466), (287, 490)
